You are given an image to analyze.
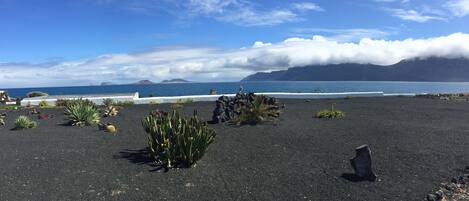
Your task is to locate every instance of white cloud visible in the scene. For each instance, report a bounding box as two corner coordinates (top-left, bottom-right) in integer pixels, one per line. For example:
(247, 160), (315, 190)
(186, 0), (322, 26)
(447, 0), (469, 17)
(388, 8), (446, 22)
(291, 2), (323, 11)
(290, 28), (395, 42)
(2, 33), (469, 87)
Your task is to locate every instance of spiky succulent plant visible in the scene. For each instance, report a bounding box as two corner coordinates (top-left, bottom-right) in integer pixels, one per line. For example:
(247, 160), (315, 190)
(14, 115), (37, 129)
(65, 99), (100, 126)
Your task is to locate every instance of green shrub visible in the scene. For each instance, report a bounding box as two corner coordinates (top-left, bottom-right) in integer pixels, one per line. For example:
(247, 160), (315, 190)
(14, 115), (37, 129)
(103, 98), (115, 107)
(115, 100), (134, 107)
(344, 96), (353, 100)
(39, 100), (50, 108)
(142, 110), (216, 168)
(26, 91), (48, 98)
(315, 105), (345, 119)
(65, 99), (100, 126)
(55, 99), (70, 107)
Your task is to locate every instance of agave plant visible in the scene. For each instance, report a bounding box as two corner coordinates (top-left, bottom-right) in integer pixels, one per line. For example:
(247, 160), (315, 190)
(142, 110), (216, 168)
(65, 99), (100, 126)
(103, 106), (119, 117)
(14, 115), (37, 129)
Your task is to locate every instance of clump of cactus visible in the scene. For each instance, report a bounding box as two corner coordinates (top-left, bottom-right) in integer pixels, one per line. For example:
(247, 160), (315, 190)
(103, 106), (119, 117)
(65, 99), (100, 126)
(14, 115), (37, 129)
(315, 104), (345, 119)
(142, 110), (216, 168)
(212, 92), (280, 125)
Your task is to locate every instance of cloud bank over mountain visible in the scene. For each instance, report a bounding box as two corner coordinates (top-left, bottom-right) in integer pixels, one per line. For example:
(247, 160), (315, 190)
(1, 33), (469, 87)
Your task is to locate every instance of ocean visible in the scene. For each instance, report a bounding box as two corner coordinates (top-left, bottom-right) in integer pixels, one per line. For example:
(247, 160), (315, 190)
(4, 81), (469, 98)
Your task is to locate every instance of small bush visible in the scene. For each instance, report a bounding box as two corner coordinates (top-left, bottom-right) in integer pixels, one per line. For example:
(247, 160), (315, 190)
(344, 96), (353, 100)
(142, 110), (216, 168)
(39, 100), (50, 108)
(14, 115), (37, 129)
(27, 91), (48, 98)
(55, 99), (70, 107)
(102, 98), (115, 107)
(115, 100), (134, 107)
(65, 99), (100, 126)
(315, 105), (345, 119)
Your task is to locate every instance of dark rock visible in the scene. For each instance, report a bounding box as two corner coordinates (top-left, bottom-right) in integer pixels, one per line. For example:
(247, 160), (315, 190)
(426, 193), (438, 201)
(350, 145), (377, 181)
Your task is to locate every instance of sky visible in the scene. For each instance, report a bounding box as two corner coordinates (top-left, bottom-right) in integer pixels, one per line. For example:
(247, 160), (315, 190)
(1, 0), (469, 87)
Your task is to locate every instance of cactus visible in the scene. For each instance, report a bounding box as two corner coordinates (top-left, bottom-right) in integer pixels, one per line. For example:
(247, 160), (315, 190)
(65, 99), (100, 126)
(142, 110), (216, 168)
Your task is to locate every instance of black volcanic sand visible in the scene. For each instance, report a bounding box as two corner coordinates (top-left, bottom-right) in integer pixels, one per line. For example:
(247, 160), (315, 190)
(2, 97), (469, 201)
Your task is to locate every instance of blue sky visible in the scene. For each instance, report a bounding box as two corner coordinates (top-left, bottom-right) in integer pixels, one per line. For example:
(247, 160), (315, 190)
(1, 0), (469, 87)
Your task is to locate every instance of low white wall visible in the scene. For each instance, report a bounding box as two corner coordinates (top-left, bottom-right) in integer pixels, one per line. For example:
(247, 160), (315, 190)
(135, 92), (385, 104)
(20, 91), (390, 106)
(21, 93), (138, 106)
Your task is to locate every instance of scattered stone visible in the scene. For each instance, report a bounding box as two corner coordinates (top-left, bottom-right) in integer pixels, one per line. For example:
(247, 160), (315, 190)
(350, 144), (377, 181)
(426, 167), (469, 200)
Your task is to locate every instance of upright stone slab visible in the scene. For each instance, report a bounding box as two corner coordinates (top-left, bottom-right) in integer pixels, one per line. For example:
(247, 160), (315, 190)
(350, 144), (377, 181)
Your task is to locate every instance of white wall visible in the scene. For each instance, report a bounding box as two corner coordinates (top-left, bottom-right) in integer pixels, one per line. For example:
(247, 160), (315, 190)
(19, 91), (414, 106)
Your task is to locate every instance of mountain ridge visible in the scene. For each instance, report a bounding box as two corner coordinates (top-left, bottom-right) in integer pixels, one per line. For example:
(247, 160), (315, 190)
(241, 57), (469, 82)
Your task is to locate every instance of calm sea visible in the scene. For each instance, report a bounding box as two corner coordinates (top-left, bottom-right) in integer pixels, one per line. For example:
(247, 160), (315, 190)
(4, 81), (469, 98)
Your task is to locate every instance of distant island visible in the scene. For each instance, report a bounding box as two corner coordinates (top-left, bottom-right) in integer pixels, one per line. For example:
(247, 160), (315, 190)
(100, 82), (114, 86)
(132, 80), (155, 85)
(161, 79), (190, 83)
(242, 57), (469, 82)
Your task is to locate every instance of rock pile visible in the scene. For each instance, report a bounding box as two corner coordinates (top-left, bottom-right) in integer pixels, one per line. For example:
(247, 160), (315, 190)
(427, 166), (469, 201)
(211, 92), (280, 124)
